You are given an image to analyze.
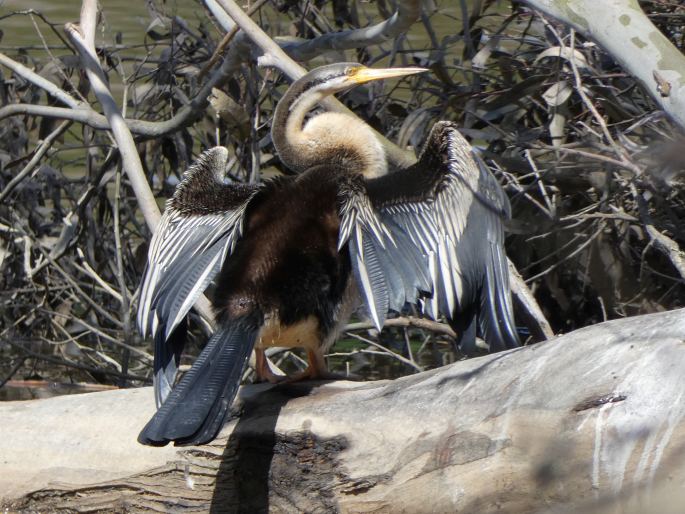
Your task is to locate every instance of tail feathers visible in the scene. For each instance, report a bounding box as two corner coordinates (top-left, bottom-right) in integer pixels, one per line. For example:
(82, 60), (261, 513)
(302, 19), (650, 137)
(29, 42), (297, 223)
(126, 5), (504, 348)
(448, 245), (519, 354)
(139, 314), (260, 447)
(479, 244), (519, 352)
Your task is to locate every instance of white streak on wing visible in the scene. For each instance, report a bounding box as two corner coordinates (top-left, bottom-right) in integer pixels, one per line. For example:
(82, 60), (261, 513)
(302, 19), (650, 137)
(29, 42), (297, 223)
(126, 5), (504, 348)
(494, 244), (515, 316)
(148, 211), (173, 255)
(369, 222), (386, 249)
(450, 200), (466, 242)
(438, 238), (455, 315)
(402, 213), (424, 250)
(151, 312), (159, 340)
(411, 211), (436, 253)
(137, 272), (153, 335)
(156, 370), (172, 408)
(355, 225), (364, 263)
(160, 230), (190, 264)
(339, 188), (393, 252)
(356, 250), (381, 330)
(428, 251), (439, 318)
(138, 214), (176, 335)
(447, 241), (463, 306)
(436, 193), (453, 243)
(223, 229), (238, 262)
(140, 265), (162, 335)
(166, 250), (223, 339)
(338, 203), (356, 250)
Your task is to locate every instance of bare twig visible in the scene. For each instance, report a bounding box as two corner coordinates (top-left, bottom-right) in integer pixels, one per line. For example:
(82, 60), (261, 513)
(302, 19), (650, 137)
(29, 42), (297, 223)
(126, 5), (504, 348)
(2, 338), (150, 383)
(632, 183), (685, 281)
(525, 221), (606, 284)
(0, 120), (71, 203)
(279, 1), (421, 62)
(64, 2), (160, 232)
(0, 52), (82, 109)
(199, 0), (270, 80)
(113, 165), (132, 385)
(65, 0), (216, 332)
(345, 316), (457, 339)
(344, 332), (423, 372)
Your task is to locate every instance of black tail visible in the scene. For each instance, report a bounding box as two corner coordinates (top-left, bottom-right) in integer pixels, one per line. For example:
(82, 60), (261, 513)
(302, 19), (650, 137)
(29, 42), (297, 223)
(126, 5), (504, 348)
(138, 314), (260, 446)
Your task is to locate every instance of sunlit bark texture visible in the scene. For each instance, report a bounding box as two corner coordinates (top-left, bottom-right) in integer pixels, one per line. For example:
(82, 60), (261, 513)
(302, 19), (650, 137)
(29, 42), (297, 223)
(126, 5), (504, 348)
(2, 309), (685, 513)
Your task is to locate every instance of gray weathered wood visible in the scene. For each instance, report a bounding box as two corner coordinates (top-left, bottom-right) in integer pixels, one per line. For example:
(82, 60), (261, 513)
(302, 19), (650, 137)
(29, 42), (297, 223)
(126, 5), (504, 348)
(2, 309), (685, 513)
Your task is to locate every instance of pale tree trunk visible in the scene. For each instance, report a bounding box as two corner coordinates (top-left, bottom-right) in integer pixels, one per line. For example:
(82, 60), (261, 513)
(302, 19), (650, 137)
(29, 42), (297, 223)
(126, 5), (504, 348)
(2, 309), (685, 513)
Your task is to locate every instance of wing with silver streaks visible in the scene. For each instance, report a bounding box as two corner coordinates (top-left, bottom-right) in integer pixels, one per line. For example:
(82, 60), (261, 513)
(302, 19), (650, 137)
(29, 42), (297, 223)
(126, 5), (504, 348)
(339, 122), (518, 351)
(137, 147), (260, 405)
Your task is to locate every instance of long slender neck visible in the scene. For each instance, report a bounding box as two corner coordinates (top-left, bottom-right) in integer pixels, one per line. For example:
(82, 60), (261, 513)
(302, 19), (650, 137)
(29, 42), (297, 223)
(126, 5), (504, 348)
(272, 78), (327, 172)
(272, 79), (387, 178)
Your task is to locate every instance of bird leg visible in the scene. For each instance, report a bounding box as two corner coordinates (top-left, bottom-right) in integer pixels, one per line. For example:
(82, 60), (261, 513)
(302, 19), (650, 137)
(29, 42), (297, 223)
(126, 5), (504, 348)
(256, 347), (351, 383)
(254, 348), (286, 384)
(286, 348), (348, 382)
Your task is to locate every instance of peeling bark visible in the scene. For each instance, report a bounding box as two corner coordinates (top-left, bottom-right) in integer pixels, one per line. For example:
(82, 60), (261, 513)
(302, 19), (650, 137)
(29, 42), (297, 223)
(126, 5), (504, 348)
(3, 309), (685, 513)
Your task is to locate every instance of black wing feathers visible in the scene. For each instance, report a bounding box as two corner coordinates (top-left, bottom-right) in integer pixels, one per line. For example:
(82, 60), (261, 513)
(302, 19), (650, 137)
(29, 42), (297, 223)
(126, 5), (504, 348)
(137, 147), (260, 409)
(340, 121), (519, 352)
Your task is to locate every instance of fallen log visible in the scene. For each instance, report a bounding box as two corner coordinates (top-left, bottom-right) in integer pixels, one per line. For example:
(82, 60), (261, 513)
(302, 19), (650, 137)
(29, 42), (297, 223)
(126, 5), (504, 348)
(2, 309), (685, 513)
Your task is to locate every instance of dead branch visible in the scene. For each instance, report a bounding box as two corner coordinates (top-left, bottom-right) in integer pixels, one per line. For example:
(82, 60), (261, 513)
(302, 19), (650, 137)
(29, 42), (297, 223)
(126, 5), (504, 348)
(523, 0), (685, 131)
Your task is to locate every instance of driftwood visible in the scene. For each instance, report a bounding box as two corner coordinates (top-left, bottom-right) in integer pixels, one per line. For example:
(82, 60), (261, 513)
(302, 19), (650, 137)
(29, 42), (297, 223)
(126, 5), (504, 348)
(2, 309), (685, 513)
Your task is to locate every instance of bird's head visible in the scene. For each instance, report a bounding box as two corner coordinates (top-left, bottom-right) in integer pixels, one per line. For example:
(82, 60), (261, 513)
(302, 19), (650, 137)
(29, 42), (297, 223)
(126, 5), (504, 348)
(273, 62), (427, 175)
(298, 62), (428, 98)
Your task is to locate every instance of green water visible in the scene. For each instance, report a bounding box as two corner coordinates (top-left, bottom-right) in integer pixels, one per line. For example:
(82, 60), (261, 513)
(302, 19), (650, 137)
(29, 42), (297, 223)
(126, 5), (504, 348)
(0, 1), (465, 54)
(0, 0), (202, 48)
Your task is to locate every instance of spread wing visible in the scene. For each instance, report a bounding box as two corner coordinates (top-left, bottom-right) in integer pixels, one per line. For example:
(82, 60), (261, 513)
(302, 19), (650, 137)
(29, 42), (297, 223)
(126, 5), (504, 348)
(339, 121), (519, 352)
(137, 147), (260, 406)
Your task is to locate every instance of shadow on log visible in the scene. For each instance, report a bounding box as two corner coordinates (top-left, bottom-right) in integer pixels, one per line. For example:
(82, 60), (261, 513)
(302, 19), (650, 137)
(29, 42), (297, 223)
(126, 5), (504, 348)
(2, 309), (685, 513)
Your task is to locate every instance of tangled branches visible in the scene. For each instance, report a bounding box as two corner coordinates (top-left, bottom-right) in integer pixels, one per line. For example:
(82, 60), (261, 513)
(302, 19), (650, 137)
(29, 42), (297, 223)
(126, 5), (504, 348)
(0, 0), (683, 394)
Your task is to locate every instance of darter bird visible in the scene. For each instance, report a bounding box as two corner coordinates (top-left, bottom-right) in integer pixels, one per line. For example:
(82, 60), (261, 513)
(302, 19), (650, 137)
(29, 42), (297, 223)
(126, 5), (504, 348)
(137, 63), (519, 446)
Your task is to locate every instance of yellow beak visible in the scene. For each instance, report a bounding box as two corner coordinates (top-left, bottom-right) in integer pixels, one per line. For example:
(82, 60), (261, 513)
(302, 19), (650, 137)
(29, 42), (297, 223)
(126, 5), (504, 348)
(348, 66), (428, 84)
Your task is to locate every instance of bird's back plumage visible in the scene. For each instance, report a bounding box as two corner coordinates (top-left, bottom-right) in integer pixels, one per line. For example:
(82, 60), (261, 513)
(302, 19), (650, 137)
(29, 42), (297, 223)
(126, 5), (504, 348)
(137, 158), (355, 446)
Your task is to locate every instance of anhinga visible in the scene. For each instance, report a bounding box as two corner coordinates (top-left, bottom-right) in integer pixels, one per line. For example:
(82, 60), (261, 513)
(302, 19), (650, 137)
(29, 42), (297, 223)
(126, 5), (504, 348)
(137, 63), (519, 446)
